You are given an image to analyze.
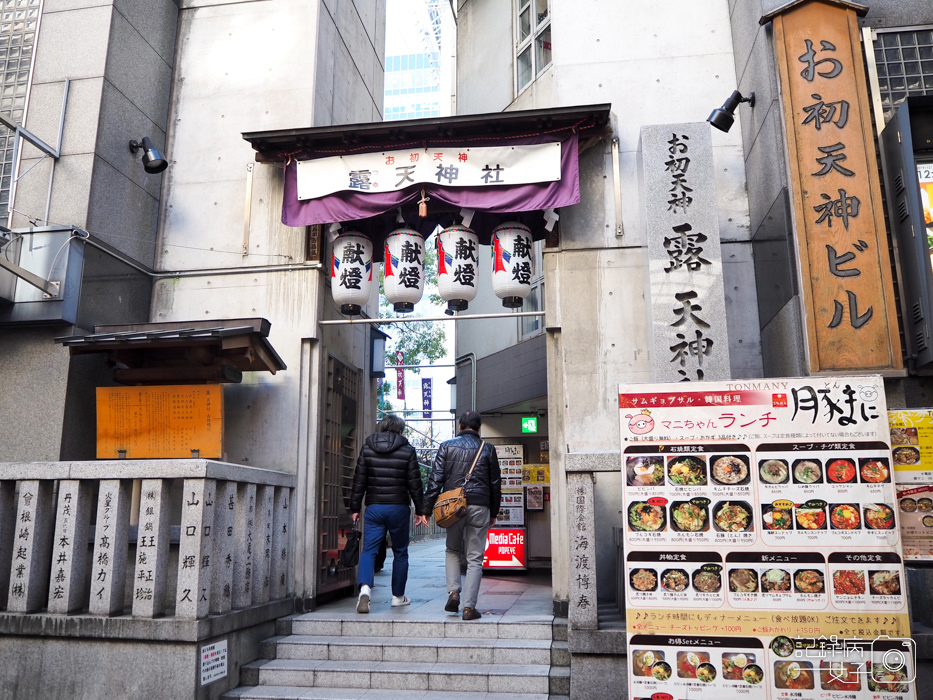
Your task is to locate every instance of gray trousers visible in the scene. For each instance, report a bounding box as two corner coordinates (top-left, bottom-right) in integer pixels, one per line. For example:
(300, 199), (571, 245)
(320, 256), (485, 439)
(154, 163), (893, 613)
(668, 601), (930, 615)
(445, 504), (491, 609)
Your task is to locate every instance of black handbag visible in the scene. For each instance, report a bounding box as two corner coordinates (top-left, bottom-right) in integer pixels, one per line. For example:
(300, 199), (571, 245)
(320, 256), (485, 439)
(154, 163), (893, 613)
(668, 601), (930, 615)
(339, 525), (362, 568)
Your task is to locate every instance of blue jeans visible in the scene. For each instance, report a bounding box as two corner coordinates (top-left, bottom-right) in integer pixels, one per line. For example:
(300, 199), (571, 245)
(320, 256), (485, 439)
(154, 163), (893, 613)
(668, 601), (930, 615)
(357, 503), (411, 597)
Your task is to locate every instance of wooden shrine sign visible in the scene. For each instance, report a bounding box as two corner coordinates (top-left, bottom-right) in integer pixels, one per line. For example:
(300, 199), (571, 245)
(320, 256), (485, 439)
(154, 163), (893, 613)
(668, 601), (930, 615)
(764, 0), (903, 373)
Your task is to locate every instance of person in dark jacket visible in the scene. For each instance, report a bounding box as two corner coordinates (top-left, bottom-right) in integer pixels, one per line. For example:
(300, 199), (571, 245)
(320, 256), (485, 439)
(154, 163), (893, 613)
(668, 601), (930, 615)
(423, 411), (501, 620)
(350, 414), (428, 613)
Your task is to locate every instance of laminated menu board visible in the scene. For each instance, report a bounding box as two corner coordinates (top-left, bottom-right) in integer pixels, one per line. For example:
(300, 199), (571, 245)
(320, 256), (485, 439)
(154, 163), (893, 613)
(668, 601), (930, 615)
(620, 377), (915, 700)
(895, 484), (933, 560)
(888, 410), (933, 483)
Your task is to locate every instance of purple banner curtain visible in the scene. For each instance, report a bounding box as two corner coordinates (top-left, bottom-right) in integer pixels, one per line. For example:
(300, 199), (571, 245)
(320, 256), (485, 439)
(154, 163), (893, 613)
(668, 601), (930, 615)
(281, 133), (580, 232)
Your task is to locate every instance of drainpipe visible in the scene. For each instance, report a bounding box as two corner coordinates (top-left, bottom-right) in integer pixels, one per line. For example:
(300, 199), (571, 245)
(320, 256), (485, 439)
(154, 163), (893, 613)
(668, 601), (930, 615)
(454, 352), (476, 412)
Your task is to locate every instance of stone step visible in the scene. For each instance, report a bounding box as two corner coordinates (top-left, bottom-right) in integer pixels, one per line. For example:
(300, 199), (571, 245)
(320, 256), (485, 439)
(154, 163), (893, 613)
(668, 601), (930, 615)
(242, 658), (552, 694)
(289, 616), (554, 641)
(223, 688), (552, 700)
(269, 634), (552, 665)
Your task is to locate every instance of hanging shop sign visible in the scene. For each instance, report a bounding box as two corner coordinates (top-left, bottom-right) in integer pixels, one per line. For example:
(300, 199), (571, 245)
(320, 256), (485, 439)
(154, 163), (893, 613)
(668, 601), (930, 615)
(331, 233), (373, 315)
(641, 122), (730, 383)
(766, 0), (902, 372)
(620, 376), (915, 699)
(395, 350), (404, 401)
(296, 143), (562, 200)
(421, 377), (432, 419)
(437, 224), (479, 312)
(491, 221), (534, 309)
(383, 227), (425, 313)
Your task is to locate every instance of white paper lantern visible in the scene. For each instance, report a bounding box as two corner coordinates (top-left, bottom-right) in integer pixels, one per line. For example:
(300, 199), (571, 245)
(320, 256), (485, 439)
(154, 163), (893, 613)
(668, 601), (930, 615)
(491, 221), (534, 308)
(383, 228), (425, 313)
(437, 224), (479, 312)
(331, 232), (373, 316)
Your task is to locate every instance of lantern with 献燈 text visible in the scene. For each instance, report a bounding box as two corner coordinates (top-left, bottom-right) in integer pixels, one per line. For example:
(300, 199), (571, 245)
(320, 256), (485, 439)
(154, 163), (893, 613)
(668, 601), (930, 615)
(491, 221), (534, 308)
(331, 232), (373, 315)
(383, 228), (425, 313)
(437, 224), (479, 312)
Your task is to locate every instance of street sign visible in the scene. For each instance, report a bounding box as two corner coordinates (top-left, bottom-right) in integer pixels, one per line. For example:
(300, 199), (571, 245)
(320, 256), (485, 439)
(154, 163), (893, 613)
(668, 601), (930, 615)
(483, 528), (526, 569)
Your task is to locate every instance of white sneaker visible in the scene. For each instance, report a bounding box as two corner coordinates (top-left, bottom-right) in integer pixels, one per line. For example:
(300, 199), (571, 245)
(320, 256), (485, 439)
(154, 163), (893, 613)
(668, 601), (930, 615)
(357, 584), (371, 614)
(391, 595), (411, 607)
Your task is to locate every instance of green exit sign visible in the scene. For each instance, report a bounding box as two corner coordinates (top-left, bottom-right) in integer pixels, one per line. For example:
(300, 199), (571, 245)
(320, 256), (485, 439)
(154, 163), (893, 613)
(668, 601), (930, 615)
(521, 416), (538, 433)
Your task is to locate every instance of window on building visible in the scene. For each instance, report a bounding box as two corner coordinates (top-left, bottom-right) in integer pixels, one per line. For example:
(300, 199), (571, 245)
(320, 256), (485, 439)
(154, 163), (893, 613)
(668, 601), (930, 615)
(866, 26), (933, 125)
(0, 0), (40, 227)
(515, 0), (551, 94)
(519, 239), (545, 339)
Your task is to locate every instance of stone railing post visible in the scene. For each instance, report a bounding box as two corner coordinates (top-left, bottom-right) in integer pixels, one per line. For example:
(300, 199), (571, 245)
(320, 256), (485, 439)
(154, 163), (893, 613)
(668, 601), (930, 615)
(175, 478), (216, 619)
(270, 486), (290, 599)
(232, 483), (256, 608)
(132, 479), (171, 617)
(253, 485), (273, 604)
(0, 481), (15, 609)
(48, 480), (93, 614)
(567, 471), (598, 630)
(210, 480), (236, 614)
(7, 480), (54, 613)
(90, 479), (133, 616)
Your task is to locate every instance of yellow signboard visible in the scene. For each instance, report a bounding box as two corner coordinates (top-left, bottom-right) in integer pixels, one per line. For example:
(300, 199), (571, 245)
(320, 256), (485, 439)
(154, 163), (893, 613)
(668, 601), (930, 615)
(96, 385), (223, 459)
(522, 463), (550, 485)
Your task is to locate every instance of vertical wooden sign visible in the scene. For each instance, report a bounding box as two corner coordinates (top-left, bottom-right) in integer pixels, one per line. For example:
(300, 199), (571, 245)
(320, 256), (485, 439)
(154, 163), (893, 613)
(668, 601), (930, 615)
(767, 0), (902, 372)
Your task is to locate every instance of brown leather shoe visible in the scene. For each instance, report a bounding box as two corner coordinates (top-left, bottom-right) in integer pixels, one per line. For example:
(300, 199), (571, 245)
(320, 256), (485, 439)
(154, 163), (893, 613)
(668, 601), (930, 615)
(462, 607), (481, 620)
(445, 591), (460, 613)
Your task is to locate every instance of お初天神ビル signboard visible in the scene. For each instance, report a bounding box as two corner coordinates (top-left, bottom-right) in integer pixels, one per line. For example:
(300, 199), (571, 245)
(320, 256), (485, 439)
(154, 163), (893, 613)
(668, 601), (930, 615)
(768, 0), (902, 372)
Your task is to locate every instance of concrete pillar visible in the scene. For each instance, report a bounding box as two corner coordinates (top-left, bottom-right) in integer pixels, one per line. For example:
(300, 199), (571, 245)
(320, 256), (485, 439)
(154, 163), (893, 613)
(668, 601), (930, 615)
(210, 480), (236, 614)
(567, 472), (598, 630)
(270, 486), (290, 599)
(132, 478), (171, 618)
(47, 480), (93, 614)
(232, 482), (256, 609)
(175, 478), (216, 619)
(0, 480), (15, 609)
(90, 479), (133, 616)
(253, 484), (273, 604)
(7, 480), (54, 612)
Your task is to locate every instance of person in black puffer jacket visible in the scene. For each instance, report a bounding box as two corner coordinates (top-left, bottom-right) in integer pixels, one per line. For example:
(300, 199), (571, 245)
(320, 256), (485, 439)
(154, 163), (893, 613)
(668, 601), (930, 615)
(423, 410), (501, 620)
(350, 414), (428, 613)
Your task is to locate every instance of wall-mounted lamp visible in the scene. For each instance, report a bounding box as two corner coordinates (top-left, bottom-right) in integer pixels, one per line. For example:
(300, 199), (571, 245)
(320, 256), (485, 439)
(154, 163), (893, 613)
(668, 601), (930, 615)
(370, 326), (390, 378)
(707, 90), (755, 133)
(129, 136), (168, 174)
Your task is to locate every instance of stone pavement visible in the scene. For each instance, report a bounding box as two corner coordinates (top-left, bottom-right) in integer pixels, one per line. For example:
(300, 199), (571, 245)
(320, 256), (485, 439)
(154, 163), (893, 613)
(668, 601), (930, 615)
(323, 535), (555, 622)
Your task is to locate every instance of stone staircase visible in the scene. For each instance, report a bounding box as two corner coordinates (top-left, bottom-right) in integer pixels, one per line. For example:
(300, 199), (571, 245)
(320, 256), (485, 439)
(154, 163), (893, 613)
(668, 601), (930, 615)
(223, 613), (570, 699)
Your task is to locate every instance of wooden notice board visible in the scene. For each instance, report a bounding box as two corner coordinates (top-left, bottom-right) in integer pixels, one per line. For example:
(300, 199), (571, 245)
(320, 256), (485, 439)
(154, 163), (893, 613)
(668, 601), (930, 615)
(770, 0), (903, 372)
(96, 385), (223, 459)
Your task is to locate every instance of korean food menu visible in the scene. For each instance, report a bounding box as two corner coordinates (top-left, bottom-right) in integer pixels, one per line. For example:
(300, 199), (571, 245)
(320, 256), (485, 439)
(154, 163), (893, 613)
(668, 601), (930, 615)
(620, 377), (915, 699)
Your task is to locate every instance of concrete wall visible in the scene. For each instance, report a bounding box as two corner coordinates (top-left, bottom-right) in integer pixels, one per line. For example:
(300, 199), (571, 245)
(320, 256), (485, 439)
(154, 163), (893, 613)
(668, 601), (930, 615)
(0, 2), (177, 462)
(454, 0), (760, 608)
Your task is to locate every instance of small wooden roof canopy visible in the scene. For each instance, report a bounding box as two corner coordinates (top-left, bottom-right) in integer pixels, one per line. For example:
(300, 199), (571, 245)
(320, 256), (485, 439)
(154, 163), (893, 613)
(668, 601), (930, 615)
(242, 104), (612, 162)
(55, 318), (286, 386)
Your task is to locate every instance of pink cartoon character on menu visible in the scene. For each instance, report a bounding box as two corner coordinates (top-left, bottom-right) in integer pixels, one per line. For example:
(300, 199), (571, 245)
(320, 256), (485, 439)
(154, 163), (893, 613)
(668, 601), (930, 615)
(625, 409), (655, 435)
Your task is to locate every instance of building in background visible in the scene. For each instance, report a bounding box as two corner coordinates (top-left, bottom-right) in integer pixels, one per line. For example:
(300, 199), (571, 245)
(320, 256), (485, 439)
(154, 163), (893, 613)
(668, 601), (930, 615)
(383, 0), (454, 121)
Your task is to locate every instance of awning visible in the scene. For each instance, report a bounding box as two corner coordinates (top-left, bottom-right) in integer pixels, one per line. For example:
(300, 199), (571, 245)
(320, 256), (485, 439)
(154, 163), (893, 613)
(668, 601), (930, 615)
(243, 104), (612, 251)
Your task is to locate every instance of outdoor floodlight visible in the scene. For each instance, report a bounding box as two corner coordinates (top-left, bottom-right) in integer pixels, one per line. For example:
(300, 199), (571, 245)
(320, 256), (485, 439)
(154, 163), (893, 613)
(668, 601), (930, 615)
(129, 136), (168, 174)
(707, 90), (755, 133)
